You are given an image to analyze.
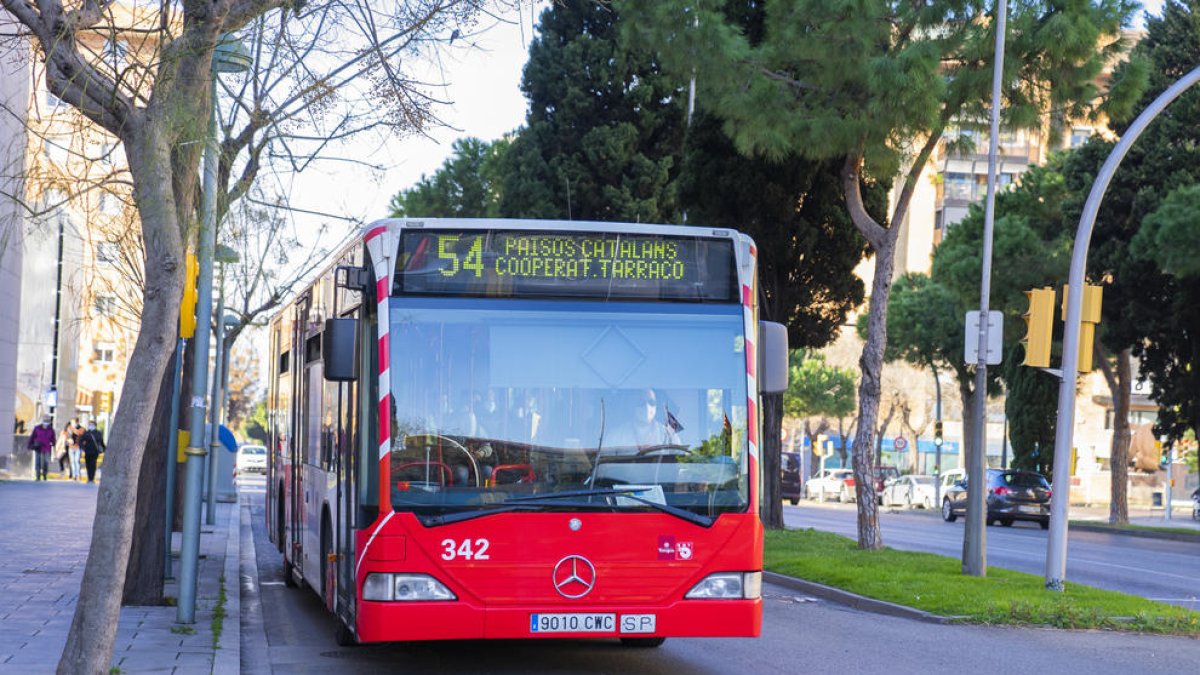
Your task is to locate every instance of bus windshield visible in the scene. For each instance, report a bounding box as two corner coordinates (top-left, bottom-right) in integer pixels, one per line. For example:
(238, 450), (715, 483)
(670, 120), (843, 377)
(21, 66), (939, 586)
(387, 297), (749, 519)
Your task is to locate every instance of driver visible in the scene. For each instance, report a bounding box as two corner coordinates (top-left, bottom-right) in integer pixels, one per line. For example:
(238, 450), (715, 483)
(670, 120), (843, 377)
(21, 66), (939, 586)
(607, 389), (680, 448)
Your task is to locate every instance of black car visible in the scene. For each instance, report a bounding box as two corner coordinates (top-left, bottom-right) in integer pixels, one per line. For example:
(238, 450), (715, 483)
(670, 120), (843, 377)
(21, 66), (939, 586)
(941, 468), (1051, 529)
(782, 452), (802, 505)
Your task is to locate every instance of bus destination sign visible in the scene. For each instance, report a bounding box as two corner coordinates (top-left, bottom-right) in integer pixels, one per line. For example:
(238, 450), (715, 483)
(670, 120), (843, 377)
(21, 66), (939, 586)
(397, 230), (736, 301)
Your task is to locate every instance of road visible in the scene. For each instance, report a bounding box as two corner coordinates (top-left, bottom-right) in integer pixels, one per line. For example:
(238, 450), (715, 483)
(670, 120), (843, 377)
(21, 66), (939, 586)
(234, 481), (1200, 674)
(785, 502), (1200, 610)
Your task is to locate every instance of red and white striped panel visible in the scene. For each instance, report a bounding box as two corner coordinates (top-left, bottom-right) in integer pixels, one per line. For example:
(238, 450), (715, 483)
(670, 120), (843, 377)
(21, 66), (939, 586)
(364, 224), (394, 513)
(740, 241), (759, 509)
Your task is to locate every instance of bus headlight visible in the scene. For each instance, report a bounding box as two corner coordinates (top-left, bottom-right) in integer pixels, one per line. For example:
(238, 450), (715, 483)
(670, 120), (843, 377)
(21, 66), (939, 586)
(685, 572), (762, 600)
(362, 573), (457, 602)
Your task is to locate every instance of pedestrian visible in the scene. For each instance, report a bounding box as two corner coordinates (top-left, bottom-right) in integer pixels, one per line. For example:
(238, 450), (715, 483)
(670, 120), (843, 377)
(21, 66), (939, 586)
(55, 423), (73, 478)
(79, 421), (106, 483)
(68, 423), (83, 482)
(27, 415), (56, 481)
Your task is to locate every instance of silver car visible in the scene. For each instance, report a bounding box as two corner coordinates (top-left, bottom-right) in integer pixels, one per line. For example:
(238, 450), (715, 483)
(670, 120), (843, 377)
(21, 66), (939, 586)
(881, 475), (937, 509)
(804, 468), (855, 502)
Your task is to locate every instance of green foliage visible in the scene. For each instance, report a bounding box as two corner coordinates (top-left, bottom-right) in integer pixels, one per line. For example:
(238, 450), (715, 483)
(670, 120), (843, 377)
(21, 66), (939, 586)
(1134, 183), (1200, 278)
(782, 352), (856, 421)
(621, 0), (1134, 179)
(1066, 0), (1200, 443)
(239, 401), (269, 445)
(500, 2), (684, 222)
(1005, 354), (1058, 476)
(389, 137), (509, 218)
(678, 111), (873, 349)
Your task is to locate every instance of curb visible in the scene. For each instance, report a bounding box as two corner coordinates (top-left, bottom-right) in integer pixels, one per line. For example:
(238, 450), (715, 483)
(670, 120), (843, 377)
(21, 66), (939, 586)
(1068, 522), (1200, 542)
(214, 501), (241, 674)
(763, 571), (954, 624)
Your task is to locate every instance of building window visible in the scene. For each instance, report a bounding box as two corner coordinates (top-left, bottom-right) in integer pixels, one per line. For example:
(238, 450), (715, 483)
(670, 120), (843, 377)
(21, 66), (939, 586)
(93, 342), (116, 364)
(99, 192), (124, 216)
(43, 139), (70, 165)
(96, 241), (121, 264)
(1070, 127), (1093, 148)
(1104, 409), (1159, 430)
(104, 38), (129, 72)
(944, 172), (974, 201)
(94, 294), (117, 317)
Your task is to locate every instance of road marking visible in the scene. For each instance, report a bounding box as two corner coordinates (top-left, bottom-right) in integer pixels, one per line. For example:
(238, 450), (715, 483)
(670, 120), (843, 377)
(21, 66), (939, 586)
(1070, 557), (1198, 582)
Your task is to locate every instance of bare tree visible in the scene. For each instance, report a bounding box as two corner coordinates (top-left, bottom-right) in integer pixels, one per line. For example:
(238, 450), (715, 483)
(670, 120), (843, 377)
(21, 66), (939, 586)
(0, 2), (522, 671)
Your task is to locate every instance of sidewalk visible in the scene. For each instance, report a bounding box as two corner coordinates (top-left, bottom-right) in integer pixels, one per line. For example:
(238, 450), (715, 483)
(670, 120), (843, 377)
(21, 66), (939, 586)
(0, 478), (239, 674)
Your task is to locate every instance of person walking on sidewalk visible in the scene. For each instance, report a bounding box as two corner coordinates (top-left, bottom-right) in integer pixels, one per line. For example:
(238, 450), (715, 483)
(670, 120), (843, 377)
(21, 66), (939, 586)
(80, 421), (106, 483)
(68, 422), (84, 481)
(27, 415), (56, 480)
(55, 423), (75, 478)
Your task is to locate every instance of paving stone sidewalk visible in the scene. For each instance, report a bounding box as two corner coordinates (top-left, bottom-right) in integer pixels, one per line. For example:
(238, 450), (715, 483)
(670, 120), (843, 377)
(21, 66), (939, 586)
(0, 478), (239, 674)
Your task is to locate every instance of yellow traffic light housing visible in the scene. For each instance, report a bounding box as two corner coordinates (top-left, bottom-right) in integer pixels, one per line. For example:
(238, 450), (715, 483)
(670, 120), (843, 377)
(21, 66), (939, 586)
(180, 252), (198, 338)
(1021, 287), (1056, 368)
(1062, 284), (1103, 372)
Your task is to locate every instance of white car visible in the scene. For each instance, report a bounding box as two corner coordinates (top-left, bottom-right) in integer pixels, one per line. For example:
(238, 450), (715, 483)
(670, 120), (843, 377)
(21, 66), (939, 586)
(804, 468), (855, 502)
(881, 474), (937, 509)
(236, 444), (267, 475)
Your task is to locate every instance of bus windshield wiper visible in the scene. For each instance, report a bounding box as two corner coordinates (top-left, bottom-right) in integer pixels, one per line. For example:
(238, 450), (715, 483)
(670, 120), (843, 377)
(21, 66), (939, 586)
(505, 488), (714, 527)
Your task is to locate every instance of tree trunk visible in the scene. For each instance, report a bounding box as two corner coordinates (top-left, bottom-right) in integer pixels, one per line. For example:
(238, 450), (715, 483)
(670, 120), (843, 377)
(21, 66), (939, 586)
(848, 238), (897, 550)
(1099, 346), (1132, 525)
(122, 356), (175, 604)
(760, 392), (784, 529)
(58, 131), (186, 674)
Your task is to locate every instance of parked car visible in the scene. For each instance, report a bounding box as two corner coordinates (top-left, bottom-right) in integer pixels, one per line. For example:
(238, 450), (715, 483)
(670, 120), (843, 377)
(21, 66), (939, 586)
(236, 444), (267, 475)
(781, 452), (802, 505)
(881, 474), (937, 509)
(942, 468), (1051, 528)
(805, 468), (856, 502)
(1192, 487), (1199, 521)
(874, 465), (901, 504)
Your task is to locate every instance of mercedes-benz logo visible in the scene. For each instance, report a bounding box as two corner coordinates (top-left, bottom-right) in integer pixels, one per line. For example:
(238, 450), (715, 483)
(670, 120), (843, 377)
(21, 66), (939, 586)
(552, 555), (596, 599)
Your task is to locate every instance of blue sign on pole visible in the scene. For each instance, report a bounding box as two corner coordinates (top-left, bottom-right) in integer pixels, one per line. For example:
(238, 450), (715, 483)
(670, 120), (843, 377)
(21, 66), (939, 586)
(217, 425), (238, 453)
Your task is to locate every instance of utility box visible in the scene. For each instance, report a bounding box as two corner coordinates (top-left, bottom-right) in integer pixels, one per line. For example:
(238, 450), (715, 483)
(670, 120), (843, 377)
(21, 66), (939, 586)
(215, 444), (237, 502)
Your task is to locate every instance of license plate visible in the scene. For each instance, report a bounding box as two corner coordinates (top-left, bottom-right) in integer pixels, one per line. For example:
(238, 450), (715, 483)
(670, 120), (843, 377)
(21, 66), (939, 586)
(530, 613), (616, 633)
(620, 614), (657, 634)
(1018, 504), (1041, 514)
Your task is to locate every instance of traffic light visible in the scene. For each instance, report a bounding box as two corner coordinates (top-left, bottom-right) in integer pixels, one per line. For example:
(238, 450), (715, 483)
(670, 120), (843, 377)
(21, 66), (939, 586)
(91, 390), (113, 412)
(934, 421), (944, 448)
(179, 252), (199, 338)
(1061, 284), (1103, 372)
(1021, 287), (1056, 368)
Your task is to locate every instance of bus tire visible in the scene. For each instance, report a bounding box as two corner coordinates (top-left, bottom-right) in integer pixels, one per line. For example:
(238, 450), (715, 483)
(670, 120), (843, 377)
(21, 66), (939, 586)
(620, 637), (666, 648)
(335, 618), (358, 647)
(283, 554), (298, 588)
(321, 512), (332, 604)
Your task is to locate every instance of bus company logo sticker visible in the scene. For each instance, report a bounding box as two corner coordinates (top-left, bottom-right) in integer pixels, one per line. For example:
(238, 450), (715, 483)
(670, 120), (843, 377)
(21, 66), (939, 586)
(657, 536), (694, 561)
(552, 555), (596, 599)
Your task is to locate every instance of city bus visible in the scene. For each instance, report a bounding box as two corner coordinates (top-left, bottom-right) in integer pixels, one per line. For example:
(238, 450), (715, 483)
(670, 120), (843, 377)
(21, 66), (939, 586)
(266, 218), (787, 646)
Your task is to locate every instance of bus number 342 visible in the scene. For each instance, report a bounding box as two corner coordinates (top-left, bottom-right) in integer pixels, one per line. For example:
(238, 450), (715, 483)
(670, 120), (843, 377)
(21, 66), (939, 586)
(441, 538), (491, 561)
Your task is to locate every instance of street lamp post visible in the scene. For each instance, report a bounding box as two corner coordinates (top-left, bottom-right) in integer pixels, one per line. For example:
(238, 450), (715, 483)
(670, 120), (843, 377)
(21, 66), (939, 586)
(205, 247), (239, 525)
(177, 34), (250, 625)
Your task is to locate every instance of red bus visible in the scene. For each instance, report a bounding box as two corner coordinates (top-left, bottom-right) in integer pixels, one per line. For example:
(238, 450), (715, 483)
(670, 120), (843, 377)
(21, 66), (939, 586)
(266, 218), (787, 646)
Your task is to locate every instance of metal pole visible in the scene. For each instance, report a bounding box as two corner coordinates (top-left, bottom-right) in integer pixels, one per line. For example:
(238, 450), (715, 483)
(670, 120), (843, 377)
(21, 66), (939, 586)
(206, 269), (227, 526)
(1164, 444), (1173, 521)
(965, 0), (1006, 577)
(934, 370), (943, 507)
(178, 74), (219, 624)
(1045, 65), (1200, 591)
(163, 337), (185, 582)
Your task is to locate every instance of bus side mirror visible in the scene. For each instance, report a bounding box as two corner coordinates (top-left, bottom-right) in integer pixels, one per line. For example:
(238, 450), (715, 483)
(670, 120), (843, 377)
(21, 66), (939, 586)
(758, 320), (788, 394)
(323, 318), (358, 382)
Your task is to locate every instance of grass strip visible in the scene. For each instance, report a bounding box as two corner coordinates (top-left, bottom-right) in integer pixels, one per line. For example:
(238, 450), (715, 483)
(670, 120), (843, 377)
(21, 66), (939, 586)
(764, 528), (1200, 635)
(212, 575), (227, 649)
(1070, 520), (1200, 538)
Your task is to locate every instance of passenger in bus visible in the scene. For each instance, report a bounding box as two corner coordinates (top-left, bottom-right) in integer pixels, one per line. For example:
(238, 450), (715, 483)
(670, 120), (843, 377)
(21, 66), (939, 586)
(607, 389), (680, 448)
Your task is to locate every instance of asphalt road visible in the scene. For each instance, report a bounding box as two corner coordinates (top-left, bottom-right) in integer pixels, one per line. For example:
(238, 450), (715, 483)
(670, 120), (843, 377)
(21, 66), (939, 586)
(234, 481), (1200, 674)
(784, 502), (1200, 610)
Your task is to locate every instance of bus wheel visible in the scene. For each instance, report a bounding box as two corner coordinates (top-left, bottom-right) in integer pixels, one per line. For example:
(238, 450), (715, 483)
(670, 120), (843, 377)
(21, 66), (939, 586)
(334, 618), (358, 647)
(620, 637), (666, 648)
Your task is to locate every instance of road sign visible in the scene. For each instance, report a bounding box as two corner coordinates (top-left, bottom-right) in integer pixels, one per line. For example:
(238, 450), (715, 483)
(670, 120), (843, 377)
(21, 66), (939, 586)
(894, 436), (908, 450)
(964, 310), (1003, 365)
